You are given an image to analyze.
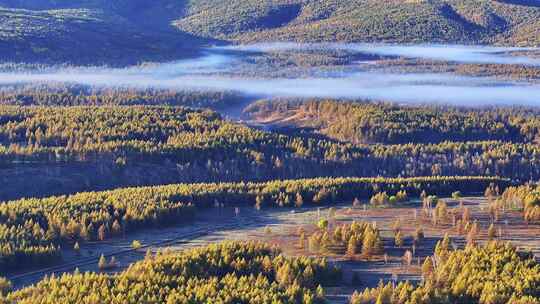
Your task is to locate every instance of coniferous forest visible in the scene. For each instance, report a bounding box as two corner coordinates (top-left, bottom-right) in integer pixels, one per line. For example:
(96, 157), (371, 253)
(1, 0), (540, 303)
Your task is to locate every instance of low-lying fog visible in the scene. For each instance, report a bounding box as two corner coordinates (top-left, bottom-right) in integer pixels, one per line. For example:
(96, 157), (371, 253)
(1, 43), (540, 106)
(223, 43), (540, 66)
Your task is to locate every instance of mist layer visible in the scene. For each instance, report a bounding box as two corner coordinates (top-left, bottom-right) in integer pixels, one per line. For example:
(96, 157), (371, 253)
(1, 43), (539, 107)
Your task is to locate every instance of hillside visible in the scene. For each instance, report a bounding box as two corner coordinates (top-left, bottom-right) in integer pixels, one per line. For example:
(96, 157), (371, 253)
(0, 0), (538, 64)
(0, 1), (212, 65)
(1, 104), (540, 200)
(243, 99), (540, 144)
(175, 0), (540, 46)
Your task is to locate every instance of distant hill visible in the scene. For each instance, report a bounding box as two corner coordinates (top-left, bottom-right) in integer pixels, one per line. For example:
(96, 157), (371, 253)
(0, 0), (214, 65)
(175, 0), (540, 46)
(0, 0), (538, 64)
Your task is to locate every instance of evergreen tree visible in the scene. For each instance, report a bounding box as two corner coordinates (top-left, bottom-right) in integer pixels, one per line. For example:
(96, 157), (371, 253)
(98, 254), (107, 270)
(298, 232), (306, 249)
(395, 231), (404, 247)
(488, 223), (497, 240)
(347, 236), (358, 256)
(98, 224), (107, 241)
(295, 192), (304, 208)
(421, 257), (434, 279)
(111, 220), (121, 236)
(73, 242), (80, 255)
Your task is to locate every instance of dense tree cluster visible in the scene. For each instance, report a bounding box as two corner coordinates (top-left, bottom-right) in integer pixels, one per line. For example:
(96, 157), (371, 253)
(306, 221), (383, 259)
(0, 105), (226, 163)
(0, 85), (243, 108)
(370, 190), (407, 206)
(175, 0), (540, 46)
(245, 99), (540, 144)
(0, 104), (362, 169)
(380, 59), (540, 81)
(2, 241), (341, 304)
(500, 184), (540, 223)
(1, 105), (537, 199)
(0, 175), (504, 272)
(0, 1), (209, 65)
(350, 242), (540, 304)
(0, 186), (195, 272)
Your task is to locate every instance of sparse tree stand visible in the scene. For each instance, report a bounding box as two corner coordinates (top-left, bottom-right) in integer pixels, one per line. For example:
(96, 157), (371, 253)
(109, 256), (118, 268)
(111, 220), (121, 236)
(328, 207), (336, 219)
(467, 221), (479, 248)
(145, 249), (153, 260)
(254, 196), (262, 211)
(462, 207), (471, 223)
(316, 285), (325, 300)
(435, 233), (451, 259)
(434, 200), (448, 225)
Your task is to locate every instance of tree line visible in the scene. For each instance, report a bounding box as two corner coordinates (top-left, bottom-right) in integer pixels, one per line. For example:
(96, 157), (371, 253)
(350, 241), (540, 304)
(0, 176), (506, 272)
(499, 184), (540, 223)
(0, 84), (244, 108)
(244, 99), (540, 144)
(1, 105), (539, 199)
(1, 241), (341, 304)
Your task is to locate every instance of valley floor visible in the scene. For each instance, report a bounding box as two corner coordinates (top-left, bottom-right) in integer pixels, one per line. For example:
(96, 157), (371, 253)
(9, 195), (540, 302)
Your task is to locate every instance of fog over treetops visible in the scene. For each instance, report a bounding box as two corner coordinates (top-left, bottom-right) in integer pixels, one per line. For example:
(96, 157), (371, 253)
(1, 43), (539, 106)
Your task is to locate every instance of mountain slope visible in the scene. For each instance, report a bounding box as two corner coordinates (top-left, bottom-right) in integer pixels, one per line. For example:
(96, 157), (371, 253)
(0, 1), (212, 65)
(175, 0), (540, 46)
(0, 0), (538, 64)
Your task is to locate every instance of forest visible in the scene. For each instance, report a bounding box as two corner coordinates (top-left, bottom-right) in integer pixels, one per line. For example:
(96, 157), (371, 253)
(1, 104), (540, 199)
(1, 0), (539, 64)
(1, 101), (540, 302)
(0, 175), (503, 272)
(175, 0), (540, 46)
(0, 0), (539, 302)
(244, 99), (540, 144)
(2, 240), (540, 303)
(1, 241), (341, 303)
(0, 85), (245, 108)
(351, 241), (540, 304)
